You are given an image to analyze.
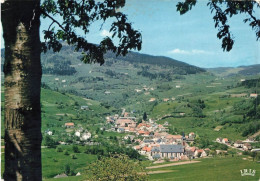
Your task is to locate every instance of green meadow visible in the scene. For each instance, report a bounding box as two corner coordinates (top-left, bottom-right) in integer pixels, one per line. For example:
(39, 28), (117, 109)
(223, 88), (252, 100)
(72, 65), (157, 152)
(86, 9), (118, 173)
(149, 156), (260, 181)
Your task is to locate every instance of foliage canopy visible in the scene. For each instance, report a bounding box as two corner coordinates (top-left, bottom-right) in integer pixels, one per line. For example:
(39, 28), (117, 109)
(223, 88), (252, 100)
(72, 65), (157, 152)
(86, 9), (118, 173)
(41, 0), (142, 64)
(87, 154), (148, 181)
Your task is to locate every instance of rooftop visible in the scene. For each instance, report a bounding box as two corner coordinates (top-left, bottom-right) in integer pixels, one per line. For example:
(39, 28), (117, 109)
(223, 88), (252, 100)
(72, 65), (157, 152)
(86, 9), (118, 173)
(159, 145), (184, 153)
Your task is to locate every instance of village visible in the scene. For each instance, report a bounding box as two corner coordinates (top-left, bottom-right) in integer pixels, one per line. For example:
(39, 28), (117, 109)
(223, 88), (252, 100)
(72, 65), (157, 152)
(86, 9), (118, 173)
(105, 110), (257, 163)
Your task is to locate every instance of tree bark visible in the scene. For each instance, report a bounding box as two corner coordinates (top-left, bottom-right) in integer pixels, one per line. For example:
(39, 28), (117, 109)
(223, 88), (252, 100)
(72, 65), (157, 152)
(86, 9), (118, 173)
(2, 1), (42, 180)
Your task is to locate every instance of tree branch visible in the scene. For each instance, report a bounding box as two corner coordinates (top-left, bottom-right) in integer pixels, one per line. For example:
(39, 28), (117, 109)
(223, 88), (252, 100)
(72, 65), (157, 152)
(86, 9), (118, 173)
(41, 10), (67, 32)
(47, 21), (54, 31)
(247, 9), (258, 22)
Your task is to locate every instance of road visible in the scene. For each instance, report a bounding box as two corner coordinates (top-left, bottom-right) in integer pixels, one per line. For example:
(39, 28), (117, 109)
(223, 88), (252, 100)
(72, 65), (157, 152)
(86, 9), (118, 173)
(146, 160), (200, 169)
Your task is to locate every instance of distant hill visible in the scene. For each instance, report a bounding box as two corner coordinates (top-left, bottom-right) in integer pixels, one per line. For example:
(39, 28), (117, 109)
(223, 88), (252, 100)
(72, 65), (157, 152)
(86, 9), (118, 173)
(1, 45), (205, 75)
(104, 51), (205, 74)
(39, 45), (205, 75)
(207, 64), (260, 77)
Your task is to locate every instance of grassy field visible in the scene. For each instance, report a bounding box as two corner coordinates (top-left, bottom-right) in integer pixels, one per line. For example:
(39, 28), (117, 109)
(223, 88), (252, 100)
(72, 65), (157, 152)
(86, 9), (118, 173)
(1, 145), (97, 179)
(3, 148), (257, 181)
(149, 156), (260, 181)
(3, 151), (258, 180)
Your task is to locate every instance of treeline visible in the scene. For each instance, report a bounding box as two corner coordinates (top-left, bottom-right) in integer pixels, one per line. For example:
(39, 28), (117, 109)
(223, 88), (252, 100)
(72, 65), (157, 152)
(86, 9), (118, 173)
(194, 137), (228, 150)
(137, 69), (197, 80)
(42, 60), (77, 75)
(234, 97), (260, 119)
(242, 122), (260, 137)
(84, 143), (143, 160)
(232, 98), (260, 136)
(240, 78), (260, 88)
(187, 99), (206, 118)
(137, 66), (173, 81)
(105, 51), (205, 74)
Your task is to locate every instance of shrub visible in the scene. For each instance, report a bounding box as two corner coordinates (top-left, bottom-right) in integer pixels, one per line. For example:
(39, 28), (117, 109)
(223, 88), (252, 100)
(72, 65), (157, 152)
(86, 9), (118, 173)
(88, 154), (148, 181)
(72, 145), (80, 153)
(71, 154), (77, 159)
(53, 158), (58, 162)
(64, 150), (69, 155)
(56, 147), (63, 152)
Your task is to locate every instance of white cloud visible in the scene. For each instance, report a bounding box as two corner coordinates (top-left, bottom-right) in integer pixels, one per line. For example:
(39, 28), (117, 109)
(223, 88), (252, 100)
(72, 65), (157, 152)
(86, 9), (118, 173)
(167, 48), (213, 55)
(168, 49), (189, 54)
(100, 29), (112, 37)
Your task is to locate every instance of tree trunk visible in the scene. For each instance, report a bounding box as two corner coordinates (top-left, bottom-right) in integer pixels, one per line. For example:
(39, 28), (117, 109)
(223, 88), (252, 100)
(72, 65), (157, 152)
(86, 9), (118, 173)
(2, 1), (42, 180)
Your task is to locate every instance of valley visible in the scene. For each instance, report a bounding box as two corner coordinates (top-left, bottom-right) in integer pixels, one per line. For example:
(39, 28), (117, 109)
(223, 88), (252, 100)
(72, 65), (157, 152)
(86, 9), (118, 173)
(1, 46), (260, 180)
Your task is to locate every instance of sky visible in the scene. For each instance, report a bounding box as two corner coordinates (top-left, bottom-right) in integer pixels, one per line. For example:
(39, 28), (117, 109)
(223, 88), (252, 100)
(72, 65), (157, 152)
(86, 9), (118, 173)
(1, 0), (260, 68)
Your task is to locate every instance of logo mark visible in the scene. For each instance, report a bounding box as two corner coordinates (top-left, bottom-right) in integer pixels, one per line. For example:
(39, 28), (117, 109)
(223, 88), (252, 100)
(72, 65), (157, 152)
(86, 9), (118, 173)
(240, 169), (256, 176)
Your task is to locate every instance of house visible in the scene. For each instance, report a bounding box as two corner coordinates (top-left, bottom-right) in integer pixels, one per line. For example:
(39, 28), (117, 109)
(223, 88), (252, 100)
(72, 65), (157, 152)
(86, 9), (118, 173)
(186, 137), (194, 144)
(151, 146), (160, 154)
(149, 98), (156, 102)
(143, 87), (149, 91)
(65, 122), (74, 128)
(135, 139), (142, 143)
(152, 153), (161, 160)
(62, 80), (66, 83)
(166, 134), (183, 143)
(47, 131), (53, 136)
(143, 139), (154, 145)
(244, 137), (254, 142)
(243, 143), (252, 151)
(149, 119), (155, 124)
(137, 123), (151, 130)
(104, 91), (111, 94)
(133, 145), (141, 150)
(234, 140), (244, 148)
(124, 135), (135, 141)
(158, 124), (167, 132)
(154, 132), (168, 139)
(75, 131), (81, 137)
(222, 138), (229, 144)
(188, 132), (195, 139)
(129, 127), (136, 132)
(124, 127), (130, 132)
(185, 147), (196, 159)
(81, 132), (91, 140)
(151, 145), (184, 159)
(137, 131), (150, 137)
(123, 112), (129, 117)
(204, 148), (210, 151)
(59, 141), (67, 145)
(142, 146), (152, 153)
(194, 149), (207, 157)
(163, 98), (169, 102)
(116, 118), (136, 128)
(250, 93), (258, 98)
(106, 117), (114, 123)
(179, 113), (185, 116)
(117, 128), (125, 133)
(216, 138), (222, 143)
(81, 106), (89, 110)
(135, 89), (142, 93)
